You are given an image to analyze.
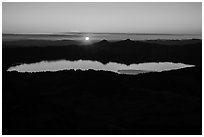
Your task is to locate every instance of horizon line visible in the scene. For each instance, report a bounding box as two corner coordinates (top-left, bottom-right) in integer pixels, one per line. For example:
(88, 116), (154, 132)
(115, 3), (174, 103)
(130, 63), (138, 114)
(2, 32), (202, 36)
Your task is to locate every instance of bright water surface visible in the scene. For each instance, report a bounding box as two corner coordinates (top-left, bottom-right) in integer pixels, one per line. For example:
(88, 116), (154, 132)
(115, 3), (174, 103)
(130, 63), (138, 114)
(7, 60), (194, 75)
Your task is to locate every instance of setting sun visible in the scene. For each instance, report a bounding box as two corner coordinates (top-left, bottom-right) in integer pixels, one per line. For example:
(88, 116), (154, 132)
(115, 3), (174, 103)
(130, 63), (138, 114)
(85, 37), (90, 41)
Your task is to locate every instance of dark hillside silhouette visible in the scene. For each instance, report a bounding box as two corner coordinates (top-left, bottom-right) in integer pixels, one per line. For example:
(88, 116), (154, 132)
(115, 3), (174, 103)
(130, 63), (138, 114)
(3, 67), (202, 135)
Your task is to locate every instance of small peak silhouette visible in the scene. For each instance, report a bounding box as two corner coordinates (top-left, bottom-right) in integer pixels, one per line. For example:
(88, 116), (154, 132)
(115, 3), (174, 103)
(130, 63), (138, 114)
(100, 39), (108, 43)
(115, 39), (135, 46)
(95, 39), (109, 45)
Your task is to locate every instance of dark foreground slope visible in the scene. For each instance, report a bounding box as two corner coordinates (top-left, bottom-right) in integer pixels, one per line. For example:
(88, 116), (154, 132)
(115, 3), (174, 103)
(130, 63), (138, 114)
(3, 67), (202, 135)
(3, 39), (202, 71)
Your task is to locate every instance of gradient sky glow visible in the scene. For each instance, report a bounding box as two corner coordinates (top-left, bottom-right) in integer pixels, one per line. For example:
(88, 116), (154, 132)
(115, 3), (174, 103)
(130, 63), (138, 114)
(2, 2), (202, 34)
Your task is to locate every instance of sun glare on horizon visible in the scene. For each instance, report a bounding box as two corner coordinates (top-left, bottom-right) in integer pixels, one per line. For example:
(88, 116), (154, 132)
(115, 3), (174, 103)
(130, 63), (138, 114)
(85, 37), (90, 41)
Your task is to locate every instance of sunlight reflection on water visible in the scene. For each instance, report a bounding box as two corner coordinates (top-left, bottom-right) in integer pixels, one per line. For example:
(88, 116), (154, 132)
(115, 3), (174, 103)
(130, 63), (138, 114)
(7, 60), (195, 75)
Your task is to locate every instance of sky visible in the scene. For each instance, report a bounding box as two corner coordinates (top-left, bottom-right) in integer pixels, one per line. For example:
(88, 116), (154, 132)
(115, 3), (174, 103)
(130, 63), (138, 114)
(2, 2), (202, 34)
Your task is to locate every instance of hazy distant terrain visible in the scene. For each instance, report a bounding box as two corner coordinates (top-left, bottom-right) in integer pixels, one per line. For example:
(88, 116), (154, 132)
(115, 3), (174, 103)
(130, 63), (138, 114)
(2, 33), (202, 42)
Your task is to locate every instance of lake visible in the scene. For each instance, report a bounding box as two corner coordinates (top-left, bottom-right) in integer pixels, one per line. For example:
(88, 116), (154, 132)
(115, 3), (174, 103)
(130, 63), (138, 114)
(7, 60), (194, 75)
